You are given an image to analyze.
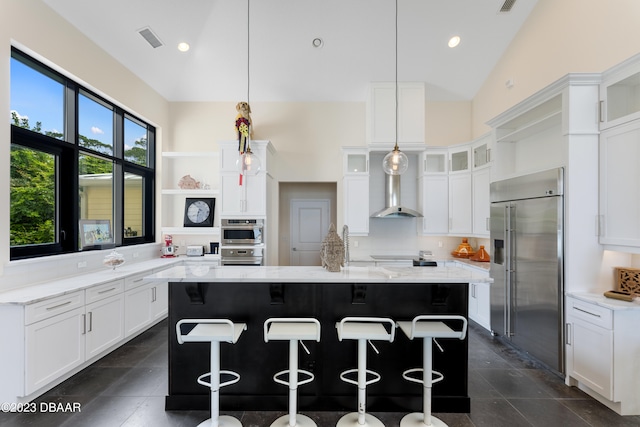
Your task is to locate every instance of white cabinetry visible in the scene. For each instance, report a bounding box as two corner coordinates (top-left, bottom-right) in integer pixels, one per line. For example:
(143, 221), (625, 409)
(417, 149), (448, 235)
(599, 52), (640, 129)
(219, 140), (272, 218)
(24, 280), (125, 396)
(1, 265), (168, 404)
(161, 151), (220, 238)
(449, 146), (470, 174)
(472, 167), (491, 236)
(84, 281), (125, 360)
(342, 148), (369, 235)
(25, 300), (85, 395)
(565, 295), (640, 415)
(448, 173), (472, 235)
(469, 281), (491, 331)
(366, 82), (425, 146)
(124, 272), (167, 337)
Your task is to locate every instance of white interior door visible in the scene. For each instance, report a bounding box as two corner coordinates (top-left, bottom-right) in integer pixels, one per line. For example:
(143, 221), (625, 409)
(290, 199), (330, 266)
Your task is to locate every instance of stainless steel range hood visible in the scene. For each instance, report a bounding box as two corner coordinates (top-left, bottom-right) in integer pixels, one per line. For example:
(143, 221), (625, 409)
(371, 173), (422, 218)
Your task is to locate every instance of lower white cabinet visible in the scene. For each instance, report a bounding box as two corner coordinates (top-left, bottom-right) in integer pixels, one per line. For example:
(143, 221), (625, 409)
(124, 274), (168, 337)
(2, 267), (169, 404)
(469, 282), (490, 331)
(25, 306), (85, 395)
(85, 293), (125, 360)
(565, 295), (640, 415)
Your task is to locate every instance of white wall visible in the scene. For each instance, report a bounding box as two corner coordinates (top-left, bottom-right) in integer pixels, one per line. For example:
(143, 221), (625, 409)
(0, 0), (169, 281)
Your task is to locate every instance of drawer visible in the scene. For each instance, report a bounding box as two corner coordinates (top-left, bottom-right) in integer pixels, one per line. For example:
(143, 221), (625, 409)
(86, 279), (124, 304)
(25, 291), (85, 325)
(567, 297), (613, 329)
(124, 271), (154, 291)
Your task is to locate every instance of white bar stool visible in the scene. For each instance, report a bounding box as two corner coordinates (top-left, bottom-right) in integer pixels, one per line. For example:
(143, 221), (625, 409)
(176, 319), (247, 427)
(335, 317), (396, 427)
(397, 315), (467, 427)
(264, 318), (321, 427)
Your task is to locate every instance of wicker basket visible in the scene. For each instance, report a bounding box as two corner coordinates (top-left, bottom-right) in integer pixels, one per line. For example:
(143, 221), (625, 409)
(614, 267), (640, 296)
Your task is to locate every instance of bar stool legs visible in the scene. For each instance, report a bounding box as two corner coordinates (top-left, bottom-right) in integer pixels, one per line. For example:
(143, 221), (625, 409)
(264, 318), (321, 427)
(336, 317), (396, 427)
(176, 319), (246, 427)
(198, 340), (242, 427)
(397, 315), (467, 427)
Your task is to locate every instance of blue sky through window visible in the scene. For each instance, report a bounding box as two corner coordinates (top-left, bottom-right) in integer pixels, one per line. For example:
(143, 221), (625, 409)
(10, 56), (147, 155)
(10, 57), (64, 137)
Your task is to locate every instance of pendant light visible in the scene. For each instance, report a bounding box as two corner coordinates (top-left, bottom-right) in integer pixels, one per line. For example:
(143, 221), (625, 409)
(237, 0), (261, 177)
(382, 0), (409, 176)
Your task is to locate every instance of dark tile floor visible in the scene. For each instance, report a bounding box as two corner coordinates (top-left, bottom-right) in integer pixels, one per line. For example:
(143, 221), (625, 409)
(1, 319), (639, 427)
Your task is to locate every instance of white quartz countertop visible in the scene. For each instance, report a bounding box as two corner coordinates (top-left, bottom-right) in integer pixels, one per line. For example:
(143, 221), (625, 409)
(0, 257), (186, 305)
(567, 291), (640, 311)
(144, 265), (493, 284)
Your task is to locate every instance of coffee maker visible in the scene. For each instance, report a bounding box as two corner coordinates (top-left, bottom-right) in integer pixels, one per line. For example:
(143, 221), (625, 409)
(161, 234), (176, 258)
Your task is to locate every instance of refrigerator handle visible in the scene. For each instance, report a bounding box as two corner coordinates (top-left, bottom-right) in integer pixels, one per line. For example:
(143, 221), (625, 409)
(507, 203), (516, 338)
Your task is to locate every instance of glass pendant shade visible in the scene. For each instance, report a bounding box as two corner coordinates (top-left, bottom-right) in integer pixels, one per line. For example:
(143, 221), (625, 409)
(237, 148), (261, 176)
(382, 145), (409, 175)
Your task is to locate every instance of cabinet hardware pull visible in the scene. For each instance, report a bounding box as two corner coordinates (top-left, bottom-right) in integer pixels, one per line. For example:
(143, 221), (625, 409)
(82, 314), (86, 335)
(152, 287), (156, 303)
(574, 306), (600, 318)
(133, 278), (144, 283)
(599, 100), (605, 122)
(98, 287), (117, 294)
(565, 323), (571, 345)
(88, 312), (93, 332)
(46, 300), (72, 311)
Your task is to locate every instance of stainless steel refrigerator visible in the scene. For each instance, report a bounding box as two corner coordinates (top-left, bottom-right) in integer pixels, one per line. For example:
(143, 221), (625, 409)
(490, 167), (564, 373)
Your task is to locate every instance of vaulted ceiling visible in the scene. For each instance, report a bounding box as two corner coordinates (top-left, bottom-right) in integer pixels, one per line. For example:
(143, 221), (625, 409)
(42, 0), (538, 102)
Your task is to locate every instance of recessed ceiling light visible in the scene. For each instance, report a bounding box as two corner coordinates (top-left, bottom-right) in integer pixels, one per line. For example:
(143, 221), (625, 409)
(177, 42), (190, 52)
(448, 36), (461, 48)
(312, 38), (324, 48)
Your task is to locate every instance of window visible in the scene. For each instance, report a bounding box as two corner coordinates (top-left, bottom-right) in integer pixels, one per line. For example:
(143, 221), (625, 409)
(9, 48), (155, 259)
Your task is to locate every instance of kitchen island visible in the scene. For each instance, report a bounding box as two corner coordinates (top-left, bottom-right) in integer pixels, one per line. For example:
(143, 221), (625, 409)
(145, 265), (492, 414)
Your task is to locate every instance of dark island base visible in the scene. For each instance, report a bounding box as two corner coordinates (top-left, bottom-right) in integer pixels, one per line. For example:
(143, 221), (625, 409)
(166, 281), (470, 413)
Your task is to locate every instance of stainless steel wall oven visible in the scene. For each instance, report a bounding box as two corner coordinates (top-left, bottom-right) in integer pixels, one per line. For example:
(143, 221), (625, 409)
(220, 219), (263, 245)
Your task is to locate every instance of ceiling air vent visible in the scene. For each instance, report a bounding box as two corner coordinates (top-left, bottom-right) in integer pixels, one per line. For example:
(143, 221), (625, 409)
(499, 0), (517, 13)
(138, 27), (163, 48)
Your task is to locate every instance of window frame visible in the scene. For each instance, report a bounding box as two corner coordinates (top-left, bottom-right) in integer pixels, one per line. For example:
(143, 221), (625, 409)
(10, 47), (155, 260)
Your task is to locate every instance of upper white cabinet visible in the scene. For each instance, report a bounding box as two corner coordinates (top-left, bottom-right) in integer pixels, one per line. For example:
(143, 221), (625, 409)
(418, 148), (448, 235)
(599, 120), (640, 248)
(472, 167), (491, 236)
(342, 147), (369, 235)
(598, 54), (640, 252)
(600, 52), (640, 129)
(449, 146), (470, 174)
(472, 134), (493, 170)
(366, 82), (425, 146)
(421, 149), (448, 174)
(219, 140), (273, 218)
(448, 173), (472, 235)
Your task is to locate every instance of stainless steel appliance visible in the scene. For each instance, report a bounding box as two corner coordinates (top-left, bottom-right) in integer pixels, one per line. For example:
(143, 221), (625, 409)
(221, 219), (263, 245)
(490, 167), (564, 373)
(221, 247), (263, 266)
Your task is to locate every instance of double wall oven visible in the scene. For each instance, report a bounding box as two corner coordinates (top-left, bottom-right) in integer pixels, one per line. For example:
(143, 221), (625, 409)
(220, 219), (264, 266)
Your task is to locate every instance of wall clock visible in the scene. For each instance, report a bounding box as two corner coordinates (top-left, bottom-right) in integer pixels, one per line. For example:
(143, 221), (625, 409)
(183, 198), (215, 227)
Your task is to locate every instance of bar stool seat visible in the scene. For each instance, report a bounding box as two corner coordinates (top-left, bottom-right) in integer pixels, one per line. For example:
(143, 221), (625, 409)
(336, 317), (395, 427)
(176, 319), (247, 427)
(264, 318), (321, 427)
(397, 315), (467, 427)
